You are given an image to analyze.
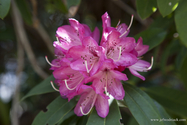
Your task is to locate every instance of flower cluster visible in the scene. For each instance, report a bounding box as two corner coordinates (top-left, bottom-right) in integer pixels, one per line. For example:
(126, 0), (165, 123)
(46, 12), (153, 118)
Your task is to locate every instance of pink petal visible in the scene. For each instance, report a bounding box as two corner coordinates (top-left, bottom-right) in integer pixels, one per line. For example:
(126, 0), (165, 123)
(74, 88), (96, 116)
(56, 25), (81, 47)
(107, 74), (125, 100)
(116, 23), (129, 37)
(110, 70), (128, 81)
(135, 37), (149, 57)
(129, 68), (145, 81)
(82, 36), (98, 49)
(119, 37), (136, 52)
(129, 60), (150, 72)
(92, 27), (100, 43)
(95, 94), (109, 118)
(115, 52), (138, 67)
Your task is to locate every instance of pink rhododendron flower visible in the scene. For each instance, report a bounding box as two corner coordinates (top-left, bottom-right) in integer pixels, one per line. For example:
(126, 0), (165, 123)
(46, 12), (153, 118)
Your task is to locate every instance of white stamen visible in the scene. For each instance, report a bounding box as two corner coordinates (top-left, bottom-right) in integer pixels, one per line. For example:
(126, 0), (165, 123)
(119, 15), (134, 38)
(45, 56), (60, 67)
(80, 106), (93, 115)
(56, 37), (67, 50)
(50, 81), (59, 92)
(84, 60), (95, 73)
(117, 46), (122, 61)
(104, 87), (109, 96)
(108, 46), (122, 62)
(116, 20), (121, 28)
(147, 56), (154, 70)
(64, 77), (83, 90)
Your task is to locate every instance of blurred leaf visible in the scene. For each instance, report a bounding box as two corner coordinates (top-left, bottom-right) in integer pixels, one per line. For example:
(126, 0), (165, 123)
(86, 100), (121, 125)
(54, 0), (68, 13)
(145, 87), (187, 117)
(21, 75), (55, 101)
(175, 46), (187, 70)
(136, 0), (157, 19)
(153, 100), (176, 125)
(67, 0), (81, 8)
(123, 83), (165, 125)
(175, 0), (187, 47)
(127, 117), (139, 125)
(32, 96), (76, 125)
(0, 100), (10, 125)
(15, 0), (33, 25)
(0, 0), (11, 19)
(157, 0), (179, 17)
(179, 56), (187, 88)
(77, 115), (88, 125)
(135, 28), (167, 51)
(160, 40), (179, 73)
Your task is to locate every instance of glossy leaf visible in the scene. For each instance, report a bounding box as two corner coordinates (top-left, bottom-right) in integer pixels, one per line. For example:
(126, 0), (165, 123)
(0, 0), (11, 19)
(175, 46), (187, 70)
(157, 0), (179, 17)
(145, 87), (187, 117)
(67, 0), (81, 8)
(21, 75), (56, 101)
(32, 96), (76, 125)
(86, 100), (121, 125)
(135, 28), (167, 51)
(123, 83), (165, 125)
(153, 100), (176, 125)
(175, 0), (187, 47)
(136, 0), (157, 19)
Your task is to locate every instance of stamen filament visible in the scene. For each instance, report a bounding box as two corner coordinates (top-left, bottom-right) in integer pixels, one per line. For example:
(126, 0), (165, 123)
(119, 15), (134, 38)
(56, 37), (67, 50)
(147, 56), (154, 70)
(80, 106), (93, 115)
(45, 56), (60, 67)
(84, 60), (95, 73)
(50, 81), (59, 92)
(64, 77), (83, 90)
(116, 20), (121, 28)
(104, 87), (109, 96)
(108, 46), (122, 62)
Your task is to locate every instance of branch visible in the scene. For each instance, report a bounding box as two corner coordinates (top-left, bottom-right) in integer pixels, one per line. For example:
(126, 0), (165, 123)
(11, 0), (48, 79)
(31, 0), (54, 54)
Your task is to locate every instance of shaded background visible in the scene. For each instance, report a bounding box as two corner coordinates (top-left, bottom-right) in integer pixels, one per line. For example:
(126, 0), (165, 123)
(0, 0), (187, 125)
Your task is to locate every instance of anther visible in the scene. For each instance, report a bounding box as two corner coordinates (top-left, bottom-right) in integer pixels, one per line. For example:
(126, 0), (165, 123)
(119, 15), (134, 38)
(45, 56), (60, 67)
(147, 56), (154, 70)
(50, 81), (59, 92)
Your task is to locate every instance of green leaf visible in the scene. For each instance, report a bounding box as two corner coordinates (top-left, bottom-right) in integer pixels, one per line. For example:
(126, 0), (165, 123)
(157, 0), (179, 17)
(153, 101), (176, 125)
(15, 0), (33, 25)
(135, 28), (167, 51)
(145, 87), (187, 117)
(86, 100), (121, 125)
(179, 56), (187, 88)
(0, 0), (11, 19)
(136, 0), (157, 19)
(123, 83), (165, 125)
(175, 46), (187, 70)
(67, 0), (81, 8)
(175, 0), (187, 47)
(32, 96), (76, 125)
(21, 75), (55, 101)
